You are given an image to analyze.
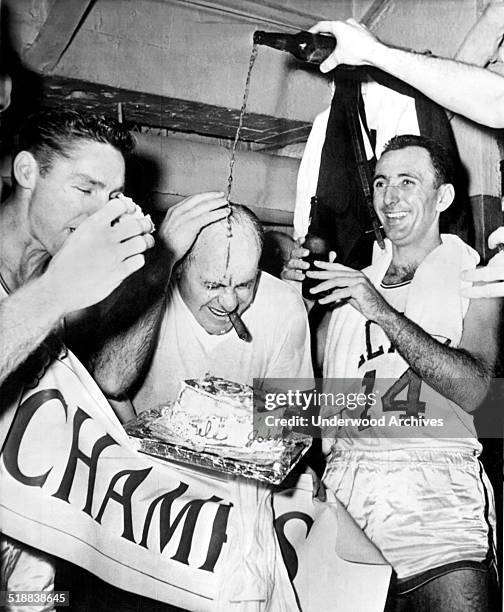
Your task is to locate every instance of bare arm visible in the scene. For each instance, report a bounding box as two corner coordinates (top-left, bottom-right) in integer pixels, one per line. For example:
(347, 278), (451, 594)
(310, 19), (504, 128)
(0, 198), (151, 390)
(310, 263), (501, 412)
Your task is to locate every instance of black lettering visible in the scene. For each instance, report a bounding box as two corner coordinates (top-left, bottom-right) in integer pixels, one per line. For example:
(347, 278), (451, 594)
(139, 482), (224, 567)
(274, 511), (313, 581)
(199, 502), (233, 572)
(94, 467), (152, 543)
(365, 321), (384, 361)
(2, 389), (67, 487)
(52, 407), (118, 515)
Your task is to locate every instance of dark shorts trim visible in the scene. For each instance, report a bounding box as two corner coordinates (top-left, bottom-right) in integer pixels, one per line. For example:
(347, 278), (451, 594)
(396, 558), (495, 596)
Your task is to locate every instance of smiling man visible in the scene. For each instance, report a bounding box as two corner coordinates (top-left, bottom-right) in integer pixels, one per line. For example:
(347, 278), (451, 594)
(308, 135), (501, 611)
(131, 203), (313, 413)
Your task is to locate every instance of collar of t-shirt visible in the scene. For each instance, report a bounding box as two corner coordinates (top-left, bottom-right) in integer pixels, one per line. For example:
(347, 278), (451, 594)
(172, 283), (237, 347)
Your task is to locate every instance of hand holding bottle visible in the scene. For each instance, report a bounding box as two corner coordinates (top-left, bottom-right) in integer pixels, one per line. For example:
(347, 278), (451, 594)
(309, 18), (383, 73)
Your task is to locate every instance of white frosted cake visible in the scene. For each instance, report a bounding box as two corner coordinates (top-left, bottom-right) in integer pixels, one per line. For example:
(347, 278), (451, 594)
(149, 376), (284, 460)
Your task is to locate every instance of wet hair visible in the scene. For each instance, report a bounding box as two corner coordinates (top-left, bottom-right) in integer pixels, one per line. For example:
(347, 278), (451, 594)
(178, 203), (264, 274)
(381, 134), (454, 187)
(13, 108), (135, 176)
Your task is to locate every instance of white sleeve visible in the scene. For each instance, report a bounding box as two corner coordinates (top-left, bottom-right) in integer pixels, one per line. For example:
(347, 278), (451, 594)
(266, 293), (314, 383)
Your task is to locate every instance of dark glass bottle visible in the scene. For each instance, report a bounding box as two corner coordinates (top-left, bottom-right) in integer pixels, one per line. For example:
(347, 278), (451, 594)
(302, 196), (332, 300)
(253, 30), (336, 64)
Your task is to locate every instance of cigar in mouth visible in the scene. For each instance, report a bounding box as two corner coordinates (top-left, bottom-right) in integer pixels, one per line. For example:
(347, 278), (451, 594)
(228, 311), (252, 343)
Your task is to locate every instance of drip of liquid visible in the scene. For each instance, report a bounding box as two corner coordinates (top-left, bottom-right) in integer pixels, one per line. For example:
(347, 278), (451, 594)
(225, 43), (258, 270)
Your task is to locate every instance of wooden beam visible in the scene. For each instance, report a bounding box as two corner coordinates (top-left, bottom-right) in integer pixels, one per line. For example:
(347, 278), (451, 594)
(39, 75), (312, 147)
(23, 0), (96, 73)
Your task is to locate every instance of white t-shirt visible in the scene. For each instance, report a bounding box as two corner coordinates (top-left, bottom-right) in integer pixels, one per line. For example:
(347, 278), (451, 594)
(133, 271), (314, 412)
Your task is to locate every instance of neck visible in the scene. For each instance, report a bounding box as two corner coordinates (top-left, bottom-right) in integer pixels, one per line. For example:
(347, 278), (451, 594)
(0, 192), (49, 290)
(386, 233), (442, 283)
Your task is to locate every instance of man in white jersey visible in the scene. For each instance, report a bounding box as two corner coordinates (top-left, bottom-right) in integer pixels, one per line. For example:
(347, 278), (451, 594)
(307, 135), (501, 611)
(131, 203), (313, 414)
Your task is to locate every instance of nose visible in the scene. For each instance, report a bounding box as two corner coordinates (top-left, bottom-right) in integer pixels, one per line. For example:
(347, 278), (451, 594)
(218, 287), (239, 313)
(90, 193), (110, 215)
(383, 184), (400, 206)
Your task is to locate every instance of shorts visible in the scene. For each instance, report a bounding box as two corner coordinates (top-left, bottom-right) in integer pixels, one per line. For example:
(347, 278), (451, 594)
(1, 535), (55, 611)
(323, 447), (496, 580)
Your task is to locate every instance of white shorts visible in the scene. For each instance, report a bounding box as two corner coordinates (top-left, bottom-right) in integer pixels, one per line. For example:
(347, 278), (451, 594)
(1, 535), (55, 612)
(323, 447), (496, 580)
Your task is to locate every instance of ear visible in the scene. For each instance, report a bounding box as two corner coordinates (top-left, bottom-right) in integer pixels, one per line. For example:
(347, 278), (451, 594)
(13, 151), (39, 189)
(435, 183), (455, 213)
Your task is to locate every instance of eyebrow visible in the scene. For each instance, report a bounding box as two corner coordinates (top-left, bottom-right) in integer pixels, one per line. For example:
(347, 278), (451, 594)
(72, 172), (124, 192)
(373, 171), (421, 181)
(202, 274), (256, 286)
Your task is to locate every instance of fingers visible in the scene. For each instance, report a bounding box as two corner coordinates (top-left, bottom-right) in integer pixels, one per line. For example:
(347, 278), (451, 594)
(114, 215), (154, 241)
(123, 253), (146, 276)
(286, 257), (310, 271)
(121, 234), (155, 259)
(461, 282), (504, 299)
(320, 55), (338, 74)
(171, 191), (228, 218)
(461, 262), (504, 298)
(310, 260), (354, 272)
(462, 265), (504, 284)
(329, 251), (337, 263)
(308, 20), (336, 35)
(318, 287), (352, 305)
(289, 246), (310, 260)
(281, 267), (305, 282)
(309, 276), (355, 295)
(94, 196), (136, 225)
(488, 226), (504, 250)
(201, 207), (230, 229)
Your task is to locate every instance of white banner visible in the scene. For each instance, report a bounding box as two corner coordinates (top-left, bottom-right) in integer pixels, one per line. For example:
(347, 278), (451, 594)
(273, 475), (392, 612)
(0, 352), (297, 611)
(0, 352), (391, 611)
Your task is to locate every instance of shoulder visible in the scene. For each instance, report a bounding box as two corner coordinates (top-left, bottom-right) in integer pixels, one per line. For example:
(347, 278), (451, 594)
(256, 272), (306, 307)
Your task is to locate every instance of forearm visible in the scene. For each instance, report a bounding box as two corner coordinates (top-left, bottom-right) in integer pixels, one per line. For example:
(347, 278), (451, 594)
(84, 246), (174, 397)
(376, 307), (492, 412)
(370, 44), (504, 128)
(0, 274), (65, 386)
(90, 293), (166, 397)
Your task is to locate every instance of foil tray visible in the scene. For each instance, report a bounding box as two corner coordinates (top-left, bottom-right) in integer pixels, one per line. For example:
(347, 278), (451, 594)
(126, 409), (312, 485)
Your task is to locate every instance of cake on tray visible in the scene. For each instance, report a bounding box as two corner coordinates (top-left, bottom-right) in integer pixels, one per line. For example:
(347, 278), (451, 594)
(126, 375), (312, 482)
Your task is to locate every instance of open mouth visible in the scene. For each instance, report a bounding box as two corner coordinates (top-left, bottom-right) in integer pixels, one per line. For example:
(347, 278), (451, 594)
(208, 306), (230, 318)
(385, 211), (408, 219)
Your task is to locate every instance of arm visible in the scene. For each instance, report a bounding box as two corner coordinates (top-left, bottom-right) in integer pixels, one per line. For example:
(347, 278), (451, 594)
(461, 227), (504, 298)
(310, 19), (504, 128)
(79, 191), (229, 397)
(309, 262), (501, 412)
(0, 198), (151, 389)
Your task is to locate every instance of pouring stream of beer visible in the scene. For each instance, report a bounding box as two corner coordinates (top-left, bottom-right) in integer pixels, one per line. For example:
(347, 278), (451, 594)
(225, 44), (258, 271)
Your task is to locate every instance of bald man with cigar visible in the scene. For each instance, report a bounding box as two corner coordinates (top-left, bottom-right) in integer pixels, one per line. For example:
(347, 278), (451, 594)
(128, 202), (313, 414)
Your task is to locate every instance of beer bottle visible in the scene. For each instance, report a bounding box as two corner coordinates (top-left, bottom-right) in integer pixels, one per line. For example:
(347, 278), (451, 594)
(302, 196), (332, 300)
(253, 30), (336, 64)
